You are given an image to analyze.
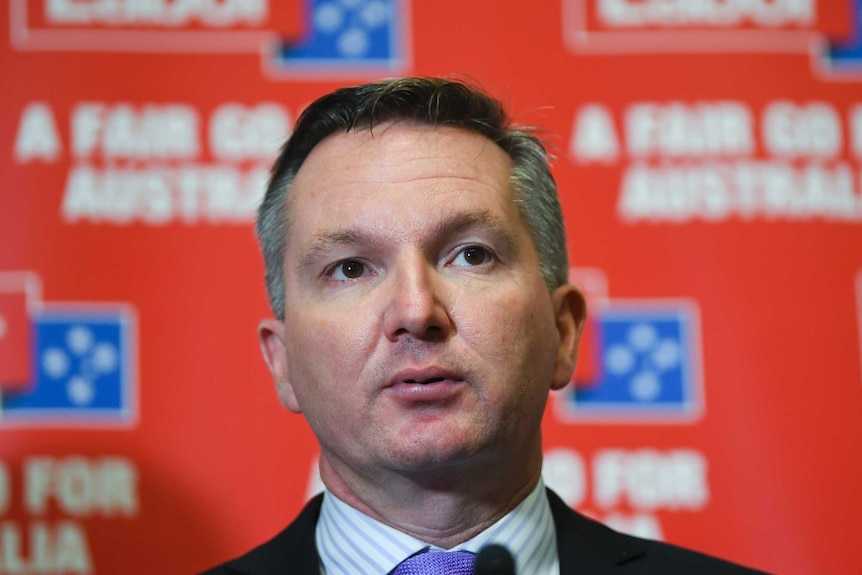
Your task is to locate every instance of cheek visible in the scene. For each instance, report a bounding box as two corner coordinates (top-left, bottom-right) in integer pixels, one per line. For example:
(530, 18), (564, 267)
(458, 303), (513, 363)
(290, 311), (386, 408)
(289, 305), (377, 359)
(283, 312), (376, 405)
(462, 291), (556, 393)
(488, 291), (553, 351)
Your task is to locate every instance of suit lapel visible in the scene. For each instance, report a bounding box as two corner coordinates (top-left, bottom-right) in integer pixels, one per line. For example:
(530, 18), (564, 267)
(225, 494), (323, 574)
(547, 488), (647, 574)
(225, 489), (649, 574)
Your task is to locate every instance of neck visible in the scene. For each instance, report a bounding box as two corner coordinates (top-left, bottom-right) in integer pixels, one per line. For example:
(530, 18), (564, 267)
(319, 446), (543, 549)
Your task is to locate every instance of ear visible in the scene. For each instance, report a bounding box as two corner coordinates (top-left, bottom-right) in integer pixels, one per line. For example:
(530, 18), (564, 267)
(258, 318), (302, 413)
(549, 284), (587, 391)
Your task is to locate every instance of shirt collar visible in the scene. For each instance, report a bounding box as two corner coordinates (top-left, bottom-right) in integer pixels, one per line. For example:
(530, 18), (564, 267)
(316, 480), (557, 575)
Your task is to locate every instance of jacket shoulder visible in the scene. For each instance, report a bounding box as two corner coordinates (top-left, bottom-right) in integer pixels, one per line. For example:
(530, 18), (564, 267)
(631, 536), (771, 574)
(546, 489), (771, 574)
(198, 494), (323, 575)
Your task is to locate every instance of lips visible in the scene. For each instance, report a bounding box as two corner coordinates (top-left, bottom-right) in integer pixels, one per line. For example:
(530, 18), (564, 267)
(385, 367), (466, 403)
(390, 367), (461, 386)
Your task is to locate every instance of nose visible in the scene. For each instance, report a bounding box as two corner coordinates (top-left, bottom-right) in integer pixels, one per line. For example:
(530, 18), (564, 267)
(382, 257), (452, 343)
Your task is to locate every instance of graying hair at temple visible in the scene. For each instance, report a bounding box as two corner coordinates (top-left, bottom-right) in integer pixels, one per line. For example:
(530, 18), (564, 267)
(256, 77), (568, 319)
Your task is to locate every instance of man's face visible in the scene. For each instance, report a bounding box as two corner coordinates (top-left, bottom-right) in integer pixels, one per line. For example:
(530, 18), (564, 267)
(259, 123), (583, 481)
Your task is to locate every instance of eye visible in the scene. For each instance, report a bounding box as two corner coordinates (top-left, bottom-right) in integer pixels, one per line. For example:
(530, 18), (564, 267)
(329, 259), (367, 280)
(451, 245), (493, 267)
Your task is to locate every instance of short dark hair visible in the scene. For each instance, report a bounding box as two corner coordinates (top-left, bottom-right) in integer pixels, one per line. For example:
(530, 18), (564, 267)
(257, 77), (568, 319)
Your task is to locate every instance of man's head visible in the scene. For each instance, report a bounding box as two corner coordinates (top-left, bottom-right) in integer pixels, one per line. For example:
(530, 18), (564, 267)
(257, 77), (568, 320)
(256, 77), (585, 497)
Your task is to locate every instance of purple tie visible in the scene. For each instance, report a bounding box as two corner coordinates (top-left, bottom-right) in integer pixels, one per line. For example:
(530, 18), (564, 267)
(391, 549), (476, 575)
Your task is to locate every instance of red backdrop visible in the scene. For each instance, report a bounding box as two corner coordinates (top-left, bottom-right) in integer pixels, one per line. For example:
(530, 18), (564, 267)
(2, 1), (862, 573)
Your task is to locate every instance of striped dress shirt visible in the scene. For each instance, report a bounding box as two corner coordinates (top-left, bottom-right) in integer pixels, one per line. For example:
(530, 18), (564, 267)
(316, 480), (559, 575)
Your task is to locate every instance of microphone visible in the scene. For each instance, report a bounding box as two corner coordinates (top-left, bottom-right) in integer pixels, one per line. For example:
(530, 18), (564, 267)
(474, 544), (516, 575)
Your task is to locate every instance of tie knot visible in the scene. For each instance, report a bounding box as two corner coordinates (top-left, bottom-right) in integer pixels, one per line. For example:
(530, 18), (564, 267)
(391, 549), (476, 575)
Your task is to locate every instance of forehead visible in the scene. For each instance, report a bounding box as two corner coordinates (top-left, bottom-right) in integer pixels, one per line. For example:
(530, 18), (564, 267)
(295, 123), (511, 191)
(288, 123), (518, 229)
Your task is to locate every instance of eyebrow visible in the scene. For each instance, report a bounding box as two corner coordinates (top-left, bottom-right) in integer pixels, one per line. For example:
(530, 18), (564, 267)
(297, 209), (519, 271)
(298, 228), (377, 270)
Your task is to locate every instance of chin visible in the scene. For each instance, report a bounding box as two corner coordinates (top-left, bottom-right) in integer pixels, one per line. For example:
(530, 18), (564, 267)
(383, 433), (495, 473)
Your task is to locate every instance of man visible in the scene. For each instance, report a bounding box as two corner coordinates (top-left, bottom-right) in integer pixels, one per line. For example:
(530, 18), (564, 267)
(203, 78), (767, 574)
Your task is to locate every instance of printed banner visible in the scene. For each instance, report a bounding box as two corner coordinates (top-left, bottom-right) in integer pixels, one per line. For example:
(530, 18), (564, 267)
(2, 1), (861, 573)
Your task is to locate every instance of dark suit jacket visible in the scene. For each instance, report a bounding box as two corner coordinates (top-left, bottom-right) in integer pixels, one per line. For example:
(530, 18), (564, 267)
(201, 489), (770, 574)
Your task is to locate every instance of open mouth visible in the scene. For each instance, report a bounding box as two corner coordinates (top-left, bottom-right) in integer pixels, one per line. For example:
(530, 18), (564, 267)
(403, 377), (447, 385)
(387, 375), (464, 404)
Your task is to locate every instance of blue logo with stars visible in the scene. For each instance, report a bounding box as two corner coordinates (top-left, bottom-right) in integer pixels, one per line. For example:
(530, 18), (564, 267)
(273, 0), (409, 75)
(822, 0), (862, 74)
(1, 306), (136, 426)
(558, 301), (703, 423)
